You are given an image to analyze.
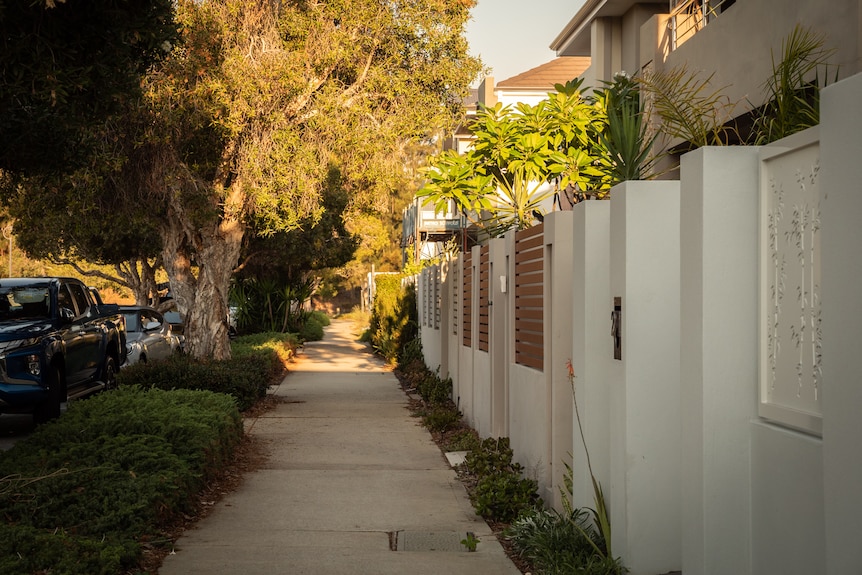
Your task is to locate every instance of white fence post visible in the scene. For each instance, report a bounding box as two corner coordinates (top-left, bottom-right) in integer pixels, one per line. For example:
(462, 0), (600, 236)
(608, 181), (682, 574)
(679, 147), (760, 575)
(820, 71), (862, 575)
(569, 200), (612, 513)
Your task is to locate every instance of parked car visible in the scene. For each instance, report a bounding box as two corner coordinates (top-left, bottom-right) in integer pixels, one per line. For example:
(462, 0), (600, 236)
(0, 277), (127, 422)
(120, 306), (180, 366)
(162, 310), (185, 352)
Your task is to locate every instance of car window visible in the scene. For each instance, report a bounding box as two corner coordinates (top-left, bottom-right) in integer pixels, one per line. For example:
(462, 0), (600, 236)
(5, 287), (50, 319)
(122, 312), (141, 332)
(66, 283), (90, 317)
(142, 311), (161, 329)
(57, 285), (74, 314)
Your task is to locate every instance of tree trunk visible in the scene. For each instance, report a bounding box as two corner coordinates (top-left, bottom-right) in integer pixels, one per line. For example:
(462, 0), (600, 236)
(161, 201), (244, 361)
(116, 258), (160, 306)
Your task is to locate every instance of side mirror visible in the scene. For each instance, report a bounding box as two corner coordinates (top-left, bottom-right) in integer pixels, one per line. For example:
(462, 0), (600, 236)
(59, 307), (75, 323)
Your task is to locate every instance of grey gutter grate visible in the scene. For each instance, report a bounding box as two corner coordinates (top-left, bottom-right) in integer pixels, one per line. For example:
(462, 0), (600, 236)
(391, 531), (474, 552)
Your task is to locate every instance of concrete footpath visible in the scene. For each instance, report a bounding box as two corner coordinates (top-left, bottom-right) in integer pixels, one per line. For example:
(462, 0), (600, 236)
(159, 319), (521, 575)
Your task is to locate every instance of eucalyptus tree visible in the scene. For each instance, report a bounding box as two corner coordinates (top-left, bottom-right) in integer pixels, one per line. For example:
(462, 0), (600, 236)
(130, 0), (480, 359)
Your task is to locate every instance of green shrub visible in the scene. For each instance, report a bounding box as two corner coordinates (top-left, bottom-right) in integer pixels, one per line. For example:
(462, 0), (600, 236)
(471, 472), (541, 523)
(0, 524), (136, 575)
(464, 437), (524, 478)
(232, 331), (298, 366)
(506, 508), (626, 575)
(369, 276), (417, 364)
(443, 428), (480, 452)
(459, 436), (543, 524)
(417, 372), (452, 405)
(398, 337), (423, 369)
(299, 315), (324, 341)
(118, 333), (294, 410)
(0, 387), (242, 575)
(422, 405), (462, 434)
(309, 309), (331, 326)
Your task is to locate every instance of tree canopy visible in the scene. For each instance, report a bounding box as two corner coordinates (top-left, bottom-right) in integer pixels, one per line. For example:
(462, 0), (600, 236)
(0, 0), (481, 359)
(0, 0), (176, 174)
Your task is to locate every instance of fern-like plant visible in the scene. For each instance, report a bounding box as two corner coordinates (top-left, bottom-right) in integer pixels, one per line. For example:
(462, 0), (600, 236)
(638, 64), (740, 150)
(750, 24), (836, 145)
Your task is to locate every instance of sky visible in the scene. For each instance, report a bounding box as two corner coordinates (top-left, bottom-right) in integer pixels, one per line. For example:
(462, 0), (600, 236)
(465, 0), (586, 84)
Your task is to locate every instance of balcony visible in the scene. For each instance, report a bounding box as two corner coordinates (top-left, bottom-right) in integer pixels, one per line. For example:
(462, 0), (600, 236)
(669, 0), (736, 50)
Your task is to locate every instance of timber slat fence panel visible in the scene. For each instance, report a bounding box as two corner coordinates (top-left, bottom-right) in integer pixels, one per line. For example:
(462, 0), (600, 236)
(462, 250), (473, 347)
(478, 245), (490, 352)
(515, 224), (544, 371)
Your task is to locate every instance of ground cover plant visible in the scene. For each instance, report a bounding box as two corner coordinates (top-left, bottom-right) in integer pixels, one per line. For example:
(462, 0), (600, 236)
(506, 508), (625, 575)
(0, 387), (243, 575)
(0, 332), (295, 574)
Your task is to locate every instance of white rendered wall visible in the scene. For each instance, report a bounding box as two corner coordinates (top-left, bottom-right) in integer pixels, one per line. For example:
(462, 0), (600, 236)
(820, 72), (862, 575)
(545, 211), (575, 509)
(569, 201), (612, 513)
(750, 421), (824, 574)
(473, 346), (492, 438)
(507, 362), (550, 493)
(609, 181), (681, 575)
(749, 130), (828, 575)
(679, 147), (759, 575)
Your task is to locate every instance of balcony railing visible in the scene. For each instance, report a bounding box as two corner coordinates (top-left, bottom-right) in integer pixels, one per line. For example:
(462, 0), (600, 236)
(669, 0), (735, 50)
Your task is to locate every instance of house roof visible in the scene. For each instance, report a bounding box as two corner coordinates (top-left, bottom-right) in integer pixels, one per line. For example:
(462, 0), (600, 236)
(496, 57), (591, 89)
(462, 87), (481, 108)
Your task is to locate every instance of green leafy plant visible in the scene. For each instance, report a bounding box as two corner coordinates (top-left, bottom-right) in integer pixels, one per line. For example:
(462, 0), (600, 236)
(421, 405), (462, 434)
(461, 532), (480, 552)
(471, 472), (541, 523)
(419, 80), (605, 236)
(595, 73), (660, 185)
(464, 436), (523, 477)
(443, 428), (481, 452)
(506, 507), (625, 575)
(750, 24), (836, 144)
(417, 372), (453, 405)
(398, 337), (424, 370)
(368, 276), (417, 364)
(462, 437), (543, 523)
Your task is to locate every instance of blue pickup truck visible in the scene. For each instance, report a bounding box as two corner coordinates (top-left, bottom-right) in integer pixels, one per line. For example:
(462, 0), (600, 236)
(0, 277), (127, 422)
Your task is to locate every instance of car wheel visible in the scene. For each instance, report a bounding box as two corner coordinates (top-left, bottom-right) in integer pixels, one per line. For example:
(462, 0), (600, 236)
(102, 355), (118, 390)
(33, 365), (62, 424)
